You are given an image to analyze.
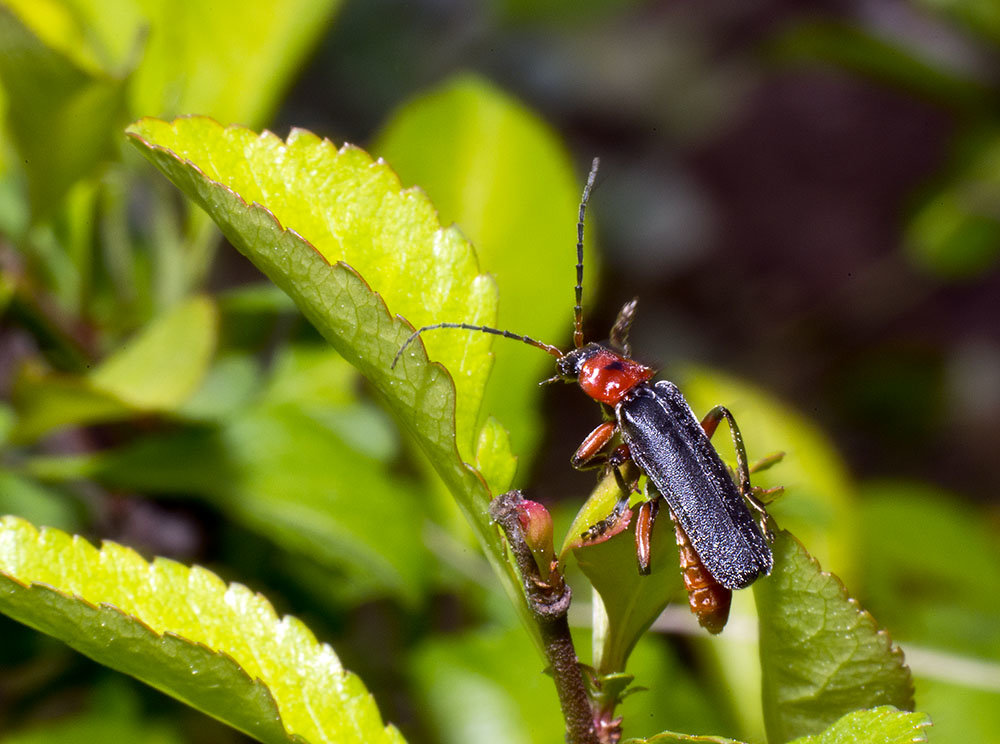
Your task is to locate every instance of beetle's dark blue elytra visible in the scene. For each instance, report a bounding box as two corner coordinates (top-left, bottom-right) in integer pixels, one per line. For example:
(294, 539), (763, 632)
(619, 382), (772, 589)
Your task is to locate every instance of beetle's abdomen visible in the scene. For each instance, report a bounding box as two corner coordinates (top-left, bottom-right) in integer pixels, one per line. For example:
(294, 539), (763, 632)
(673, 516), (731, 634)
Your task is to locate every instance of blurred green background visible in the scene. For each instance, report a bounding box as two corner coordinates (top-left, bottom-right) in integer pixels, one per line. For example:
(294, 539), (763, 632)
(1, 0), (999, 743)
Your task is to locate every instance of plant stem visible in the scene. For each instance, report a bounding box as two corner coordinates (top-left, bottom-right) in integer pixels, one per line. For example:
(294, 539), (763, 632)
(490, 491), (599, 744)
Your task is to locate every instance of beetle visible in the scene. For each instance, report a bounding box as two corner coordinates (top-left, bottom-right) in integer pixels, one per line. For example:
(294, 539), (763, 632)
(392, 158), (776, 628)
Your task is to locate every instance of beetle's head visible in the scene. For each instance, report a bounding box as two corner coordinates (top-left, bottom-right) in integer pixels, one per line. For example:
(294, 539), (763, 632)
(545, 343), (606, 385)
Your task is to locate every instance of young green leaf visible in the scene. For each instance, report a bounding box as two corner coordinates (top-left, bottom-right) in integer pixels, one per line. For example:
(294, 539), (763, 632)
(571, 473), (683, 675)
(786, 706), (930, 744)
(623, 731), (745, 743)
(124, 117), (531, 635)
(126, 116), (494, 460)
(755, 530), (914, 743)
(0, 516), (404, 744)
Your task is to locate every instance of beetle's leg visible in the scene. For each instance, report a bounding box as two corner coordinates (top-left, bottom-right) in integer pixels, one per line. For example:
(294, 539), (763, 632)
(580, 491), (632, 543)
(701, 406), (770, 535)
(635, 498), (659, 575)
(748, 452), (785, 507)
(700, 406), (751, 494)
(606, 444), (638, 495)
(571, 421), (617, 471)
(749, 451), (785, 474)
(751, 485), (784, 505)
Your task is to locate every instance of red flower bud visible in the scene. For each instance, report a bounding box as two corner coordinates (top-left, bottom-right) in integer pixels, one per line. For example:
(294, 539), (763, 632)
(515, 499), (556, 578)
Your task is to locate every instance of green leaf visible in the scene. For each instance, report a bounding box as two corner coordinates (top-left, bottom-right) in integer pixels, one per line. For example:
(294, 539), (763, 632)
(411, 625), (564, 744)
(858, 480), (1000, 659)
(624, 731), (744, 743)
(375, 74), (592, 463)
(126, 117), (494, 458)
(474, 417), (518, 497)
(0, 515), (404, 744)
(754, 530), (914, 743)
(0, 5), (127, 219)
(572, 473), (683, 675)
(92, 294), (218, 406)
(787, 706), (930, 744)
(11, 295), (218, 442)
(126, 0), (342, 126)
(5, 0), (340, 129)
(124, 117), (533, 635)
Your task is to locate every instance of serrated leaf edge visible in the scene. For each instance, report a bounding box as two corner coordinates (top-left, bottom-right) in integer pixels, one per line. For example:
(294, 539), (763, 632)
(772, 529), (914, 710)
(124, 116), (533, 648)
(123, 117), (489, 487)
(0, 516), (399, 744)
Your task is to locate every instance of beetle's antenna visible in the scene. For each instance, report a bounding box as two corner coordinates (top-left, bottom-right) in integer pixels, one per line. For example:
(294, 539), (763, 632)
(574, 157), (600, 349)
(392, 322), (563, 369)
(609, 298), (639, 358)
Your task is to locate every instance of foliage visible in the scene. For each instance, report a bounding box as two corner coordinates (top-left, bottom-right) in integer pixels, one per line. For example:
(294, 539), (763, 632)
(1, 1), (998, 743)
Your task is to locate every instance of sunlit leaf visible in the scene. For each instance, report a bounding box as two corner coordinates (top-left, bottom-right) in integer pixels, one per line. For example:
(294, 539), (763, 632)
(755, 531), (914, 742)
(475, 417), (518, 497)
(375, 74), (592, 463)
(124, 117), (532, 635)
(0, 516), (405, 744)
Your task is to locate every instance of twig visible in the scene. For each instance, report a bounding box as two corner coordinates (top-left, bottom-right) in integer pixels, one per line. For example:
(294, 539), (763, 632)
(490, 491), (599, 744)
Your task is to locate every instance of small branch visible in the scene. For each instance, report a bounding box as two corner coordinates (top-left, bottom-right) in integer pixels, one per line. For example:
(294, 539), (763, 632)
(490, 491), (599, 744)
